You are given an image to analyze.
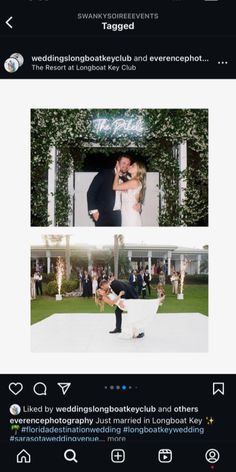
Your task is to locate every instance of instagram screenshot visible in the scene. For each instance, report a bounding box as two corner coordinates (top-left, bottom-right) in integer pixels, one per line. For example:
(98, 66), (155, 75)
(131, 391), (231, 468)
(0, 0), (235, 469)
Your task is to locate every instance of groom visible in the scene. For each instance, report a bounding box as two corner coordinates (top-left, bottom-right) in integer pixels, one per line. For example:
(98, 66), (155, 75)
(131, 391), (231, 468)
(99, 279), (145, 338)
(87, 155), (131, 226)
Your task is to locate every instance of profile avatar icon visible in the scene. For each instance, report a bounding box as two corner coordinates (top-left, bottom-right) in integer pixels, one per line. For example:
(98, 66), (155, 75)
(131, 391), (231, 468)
(205, 449), (220, 464)
(4, 53), (24, 73)
(10, 404), (21, 416)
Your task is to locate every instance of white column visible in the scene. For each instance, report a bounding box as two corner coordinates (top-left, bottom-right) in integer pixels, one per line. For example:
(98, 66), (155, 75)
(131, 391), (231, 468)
(48, 147), (57, 226)
(68, 171), (74, 226)
(180, 254), (184, 272)
(178, 141), (187, 205)
(46, 250), (51, 274)
(148, 250), (152, 273)
(65, 235), (71, 279)
(167, 251), (172, 276)
(197, 254), (201, 275)
(128, 250), (132, 262)
(87, 252), (92, 273)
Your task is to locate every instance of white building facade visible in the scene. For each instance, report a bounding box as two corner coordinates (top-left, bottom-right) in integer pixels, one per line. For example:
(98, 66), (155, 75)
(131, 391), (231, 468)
(31, 240), (208, 277)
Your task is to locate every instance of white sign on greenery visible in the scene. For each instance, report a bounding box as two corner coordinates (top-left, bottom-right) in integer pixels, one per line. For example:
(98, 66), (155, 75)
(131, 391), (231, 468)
(92, 117), (145, 136)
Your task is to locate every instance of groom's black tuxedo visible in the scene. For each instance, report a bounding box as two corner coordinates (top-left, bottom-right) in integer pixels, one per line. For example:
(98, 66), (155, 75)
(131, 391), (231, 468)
(87, 169), (121, 226)
(111, 280), (138, 299)
(110, 280), (138, 331)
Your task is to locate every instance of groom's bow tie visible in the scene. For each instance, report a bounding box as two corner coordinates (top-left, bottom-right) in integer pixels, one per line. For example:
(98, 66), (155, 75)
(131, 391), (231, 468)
(119, 173), (131, 182)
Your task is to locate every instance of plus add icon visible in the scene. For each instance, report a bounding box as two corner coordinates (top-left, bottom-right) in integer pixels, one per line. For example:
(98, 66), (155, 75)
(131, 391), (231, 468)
(111, 449), (125, 463)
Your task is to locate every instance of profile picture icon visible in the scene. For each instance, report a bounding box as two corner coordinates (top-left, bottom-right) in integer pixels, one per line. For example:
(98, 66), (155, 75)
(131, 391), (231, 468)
(10, 404), (21, 416)
(4, 53), (24, 74)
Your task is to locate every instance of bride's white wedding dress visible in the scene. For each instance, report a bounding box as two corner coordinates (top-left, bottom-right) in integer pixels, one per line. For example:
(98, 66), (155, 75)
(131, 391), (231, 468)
(121, 183), (142, 226)
(120, 298), (160, 339)
(108, 293), (160, 340)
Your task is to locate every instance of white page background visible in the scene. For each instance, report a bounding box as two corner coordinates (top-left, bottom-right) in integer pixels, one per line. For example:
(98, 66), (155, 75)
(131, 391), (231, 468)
(0, 79), (235, 374)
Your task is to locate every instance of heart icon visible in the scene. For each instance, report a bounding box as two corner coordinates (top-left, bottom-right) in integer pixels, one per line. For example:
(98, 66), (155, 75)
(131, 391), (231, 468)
(9, 382), (23, 395)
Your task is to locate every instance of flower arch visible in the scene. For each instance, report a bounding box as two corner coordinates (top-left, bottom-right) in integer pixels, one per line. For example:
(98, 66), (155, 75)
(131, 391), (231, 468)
(31, 108), (208, 226)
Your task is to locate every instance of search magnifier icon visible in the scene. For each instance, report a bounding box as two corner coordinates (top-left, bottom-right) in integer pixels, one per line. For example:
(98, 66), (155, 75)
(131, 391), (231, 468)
(64, 449), (78, 463)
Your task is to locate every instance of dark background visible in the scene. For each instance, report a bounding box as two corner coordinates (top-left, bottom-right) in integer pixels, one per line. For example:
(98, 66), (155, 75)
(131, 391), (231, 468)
(0, 374), (235, 470)
(0, 0), (236, 78)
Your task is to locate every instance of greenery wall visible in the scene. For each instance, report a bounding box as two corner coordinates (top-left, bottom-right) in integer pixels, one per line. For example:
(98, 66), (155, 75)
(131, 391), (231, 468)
(31, 108), (208, 226)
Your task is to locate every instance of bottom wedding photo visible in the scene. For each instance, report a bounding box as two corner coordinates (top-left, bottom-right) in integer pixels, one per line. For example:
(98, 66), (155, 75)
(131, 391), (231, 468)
(30, 231), (208, 353)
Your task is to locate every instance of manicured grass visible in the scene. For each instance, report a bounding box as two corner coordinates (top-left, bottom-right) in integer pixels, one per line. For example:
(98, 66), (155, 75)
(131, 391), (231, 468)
(158, 284), (208, 316)
(31, 297), (111, 325)
(31, 284), (208, 325)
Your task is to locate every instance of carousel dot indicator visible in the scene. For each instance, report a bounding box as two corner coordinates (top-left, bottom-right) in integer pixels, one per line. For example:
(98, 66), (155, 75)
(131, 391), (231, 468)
(110, 385), (114, 390)
(121, 385), (127, 391)
(116, 385), (120, 390)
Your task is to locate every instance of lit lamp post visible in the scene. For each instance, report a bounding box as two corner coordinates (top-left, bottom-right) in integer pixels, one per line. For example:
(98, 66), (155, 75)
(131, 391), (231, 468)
(56, 257), (64, 301)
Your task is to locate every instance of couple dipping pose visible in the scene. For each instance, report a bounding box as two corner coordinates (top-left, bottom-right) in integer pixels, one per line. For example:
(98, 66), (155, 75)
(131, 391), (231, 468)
(87, 154), (146, 226)
(96, 278), (160, 340)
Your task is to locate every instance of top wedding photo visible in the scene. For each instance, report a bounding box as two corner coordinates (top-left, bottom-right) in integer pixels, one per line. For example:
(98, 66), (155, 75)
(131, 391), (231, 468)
(31, 108), (208, 227)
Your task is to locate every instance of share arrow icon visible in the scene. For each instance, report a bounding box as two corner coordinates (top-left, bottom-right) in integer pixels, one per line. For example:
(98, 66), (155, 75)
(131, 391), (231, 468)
(57, 383), (71, 395)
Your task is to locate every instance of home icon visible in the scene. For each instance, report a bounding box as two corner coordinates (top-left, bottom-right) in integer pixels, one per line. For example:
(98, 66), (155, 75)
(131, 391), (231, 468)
(16, 449), (31, 463)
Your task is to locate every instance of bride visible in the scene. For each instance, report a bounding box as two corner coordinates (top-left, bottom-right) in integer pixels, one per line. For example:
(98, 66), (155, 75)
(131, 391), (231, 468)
(95, 288), (126, 312)
(113, 160), (146, 226)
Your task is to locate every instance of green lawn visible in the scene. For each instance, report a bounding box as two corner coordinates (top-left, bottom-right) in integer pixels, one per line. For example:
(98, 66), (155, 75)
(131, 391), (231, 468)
(31, 284), (208, 325)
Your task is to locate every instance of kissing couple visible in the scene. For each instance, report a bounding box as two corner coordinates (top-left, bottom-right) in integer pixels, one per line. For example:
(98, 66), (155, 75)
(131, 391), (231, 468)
(87, 154), (146, 226)
(96, 278), (160, 340)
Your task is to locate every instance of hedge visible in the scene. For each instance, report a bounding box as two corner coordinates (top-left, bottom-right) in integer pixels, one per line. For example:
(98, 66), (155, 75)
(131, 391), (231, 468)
(46, 278), (79, 296)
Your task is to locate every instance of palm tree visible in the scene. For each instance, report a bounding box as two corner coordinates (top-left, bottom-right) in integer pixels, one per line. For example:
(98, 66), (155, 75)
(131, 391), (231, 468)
(114, 234), (124, 278)
(11, 424), (20, 435)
